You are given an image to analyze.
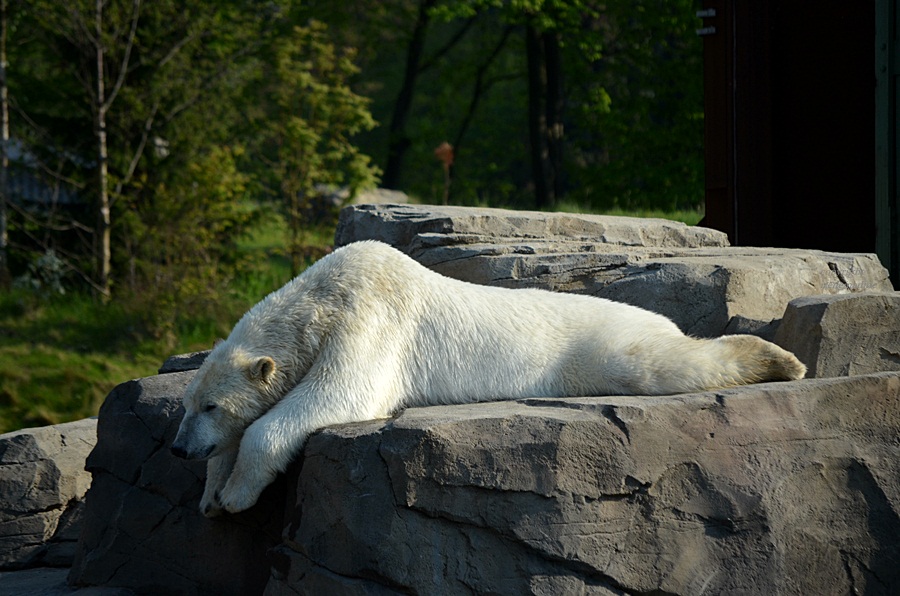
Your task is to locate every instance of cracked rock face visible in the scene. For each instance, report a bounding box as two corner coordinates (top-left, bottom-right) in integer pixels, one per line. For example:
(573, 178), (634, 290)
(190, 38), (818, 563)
(271, 373), (900, 595)
(67, 372), (900, 594)
(775, 292), (900, 378)
(336, 204), (893, 337)
(67, 372), (289, 596)
(0, 418), (96, 570)
(335, 203), (731, 251)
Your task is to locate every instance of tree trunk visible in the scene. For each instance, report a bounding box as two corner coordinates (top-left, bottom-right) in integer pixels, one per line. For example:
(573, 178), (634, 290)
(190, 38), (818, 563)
(95, 0), (111, 298)
(452, 26), (513, 159)
(543, 30), (564, 202)
(526, 23), (552, 209)
(0, 0), (9, 288)
(382, 0), (435, 189)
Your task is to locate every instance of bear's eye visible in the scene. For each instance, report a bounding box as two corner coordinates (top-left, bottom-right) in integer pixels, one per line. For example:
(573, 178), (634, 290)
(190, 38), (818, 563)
(203, 403), (217, 413)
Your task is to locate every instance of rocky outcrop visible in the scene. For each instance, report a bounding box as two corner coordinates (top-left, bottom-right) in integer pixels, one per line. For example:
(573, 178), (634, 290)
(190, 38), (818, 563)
(775, 292), (900, 378)
(336, 204), (893, 337)
(27, 205), (895, 594)
(0, 418), (96, 570)
(68, 372), (288, 596)
(270, 372), (900, 595)
(335, 203), (730, 251)
(65, 361), (900, 595)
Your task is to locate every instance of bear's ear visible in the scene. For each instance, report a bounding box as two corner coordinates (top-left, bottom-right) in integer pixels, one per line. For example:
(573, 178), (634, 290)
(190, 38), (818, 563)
(247, 356), (277, 384)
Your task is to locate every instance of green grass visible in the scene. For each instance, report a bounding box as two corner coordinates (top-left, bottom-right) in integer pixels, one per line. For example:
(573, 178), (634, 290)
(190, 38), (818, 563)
(0, 292), (163, 431)
(551, 200), (705, 226)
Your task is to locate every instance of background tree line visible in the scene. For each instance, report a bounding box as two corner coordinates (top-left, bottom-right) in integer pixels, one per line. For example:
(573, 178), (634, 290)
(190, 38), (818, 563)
(0, 0), (703, 309)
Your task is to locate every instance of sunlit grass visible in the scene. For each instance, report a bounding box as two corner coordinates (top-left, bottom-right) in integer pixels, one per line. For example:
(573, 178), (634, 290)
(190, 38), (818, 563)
(551, 200), (705, 226)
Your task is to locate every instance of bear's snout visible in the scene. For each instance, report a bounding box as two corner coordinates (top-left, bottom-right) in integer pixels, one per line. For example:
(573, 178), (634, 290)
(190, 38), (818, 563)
(170, 441), (215, 460)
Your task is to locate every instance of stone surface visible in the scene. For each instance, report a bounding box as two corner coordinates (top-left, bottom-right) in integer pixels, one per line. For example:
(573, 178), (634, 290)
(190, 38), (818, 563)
(334, 204), (893, 337)
(775, 292), (900, 378)
(68, 354), (900, 595)
(336, 203), (730, 251)
(159, 350), (210, 374)
(0, 418), (97, 570)
(0, 567), (133, 595)
(68, 372), (289, 596)
(271, 372), (900, 595)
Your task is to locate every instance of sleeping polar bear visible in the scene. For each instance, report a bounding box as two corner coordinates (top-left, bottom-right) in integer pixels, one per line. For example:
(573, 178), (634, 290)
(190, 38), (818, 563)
(171, 240), (805, 516)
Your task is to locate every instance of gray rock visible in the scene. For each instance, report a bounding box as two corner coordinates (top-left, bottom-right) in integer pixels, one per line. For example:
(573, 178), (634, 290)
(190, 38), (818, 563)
(336, 203), (730, 251)
(271, 372), (900, 595)
(68, 373), (289, 596)
(333, 205), (892, 337)
(68, 363), (900, 595)
(775, 292), (900, 378)
(589, 248), (891, 336)
(158, 350), (210, 374)
(0, 418), (97, 570)
(335, 204), (892, 336)
(0, 567), (133, 595)
(723, 314), (780, 341)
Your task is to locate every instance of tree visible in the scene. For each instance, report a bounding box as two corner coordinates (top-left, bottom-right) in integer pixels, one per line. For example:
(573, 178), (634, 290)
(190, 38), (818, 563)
(250, 21), (379, 275)
(525, 21), (562, 208)
(381, 0), (477, 190)
(24, 0), (287, 296)
(328, 0), (701, 211)
(381, 0), (603, 208)
(28, 0), (142, 298)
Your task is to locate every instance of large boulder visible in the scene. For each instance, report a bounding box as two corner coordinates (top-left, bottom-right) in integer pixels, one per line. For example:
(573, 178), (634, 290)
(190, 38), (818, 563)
(269, 372), (900, 595)
(63, 205), (899, 594)
(336, 203), (730, 251)
(335, 204), (893, 337)
(68, 370), (289, 596)
(775, 291), (900, 378)
(0, 418), (97, 570)
(69, 361), (900, 595)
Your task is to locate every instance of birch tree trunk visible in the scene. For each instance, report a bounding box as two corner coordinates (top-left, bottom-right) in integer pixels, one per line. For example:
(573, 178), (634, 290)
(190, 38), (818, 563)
(95, 0), (111, 298)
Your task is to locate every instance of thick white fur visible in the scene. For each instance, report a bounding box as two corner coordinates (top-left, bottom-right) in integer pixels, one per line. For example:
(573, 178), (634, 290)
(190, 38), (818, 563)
(171, 240), (805, 515)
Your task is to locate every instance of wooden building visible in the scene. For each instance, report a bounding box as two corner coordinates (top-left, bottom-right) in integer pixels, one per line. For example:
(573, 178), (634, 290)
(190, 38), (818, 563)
(700, 0), (897, 285)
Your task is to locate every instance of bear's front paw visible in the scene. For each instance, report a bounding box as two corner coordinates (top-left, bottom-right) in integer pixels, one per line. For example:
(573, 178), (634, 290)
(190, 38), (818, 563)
(200, 489), (224, 518)
(217, 481), (263, 514)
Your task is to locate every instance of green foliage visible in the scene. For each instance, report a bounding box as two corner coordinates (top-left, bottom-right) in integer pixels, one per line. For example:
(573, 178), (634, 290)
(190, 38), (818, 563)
(313, 0), (703, 209)
(120, 145), (256, 343)
(565, 0), (704, 211)
(0, 212), (328, 433)
(246, 19), (380, 273)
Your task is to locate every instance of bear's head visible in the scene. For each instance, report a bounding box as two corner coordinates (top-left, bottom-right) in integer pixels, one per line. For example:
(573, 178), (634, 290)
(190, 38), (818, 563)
(171, 346), (279, 461)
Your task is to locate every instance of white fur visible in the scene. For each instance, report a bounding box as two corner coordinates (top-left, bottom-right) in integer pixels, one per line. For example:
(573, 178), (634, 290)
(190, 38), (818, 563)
(171, 240), (805, 515)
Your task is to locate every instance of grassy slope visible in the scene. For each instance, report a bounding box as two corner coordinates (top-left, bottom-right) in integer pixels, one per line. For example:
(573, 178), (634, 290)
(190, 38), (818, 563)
(0, 294), (163, 431)
(0, 207), (701, 433)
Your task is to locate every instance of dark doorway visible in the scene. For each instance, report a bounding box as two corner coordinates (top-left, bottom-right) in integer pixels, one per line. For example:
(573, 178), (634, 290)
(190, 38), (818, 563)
(701, 1), (877, 255)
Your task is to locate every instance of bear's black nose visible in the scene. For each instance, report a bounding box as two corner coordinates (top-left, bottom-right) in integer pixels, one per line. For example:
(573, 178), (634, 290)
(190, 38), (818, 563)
(170, 444), (188, 459)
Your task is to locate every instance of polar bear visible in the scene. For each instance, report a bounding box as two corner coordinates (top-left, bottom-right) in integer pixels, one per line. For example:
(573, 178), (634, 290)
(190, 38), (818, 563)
(171, 240), (805, 515)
